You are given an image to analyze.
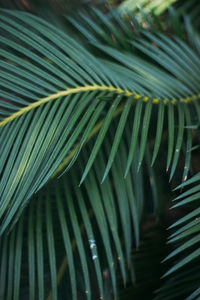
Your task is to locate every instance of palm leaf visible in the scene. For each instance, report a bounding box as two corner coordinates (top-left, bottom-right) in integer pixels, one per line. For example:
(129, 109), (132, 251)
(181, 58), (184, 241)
(0, 9), (130, 233)
(0, 135), (158, 299)
(156, 173), (200, 299)
(1, 4), (200, 300)
(1, 8), (200, 235)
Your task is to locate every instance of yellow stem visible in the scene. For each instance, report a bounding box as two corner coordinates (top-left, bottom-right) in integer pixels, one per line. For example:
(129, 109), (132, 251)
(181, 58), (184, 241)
(0, 83), (199, 127)
(0, 85), (133, 127)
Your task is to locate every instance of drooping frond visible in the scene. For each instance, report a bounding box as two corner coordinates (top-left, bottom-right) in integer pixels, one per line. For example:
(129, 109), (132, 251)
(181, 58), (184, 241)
(0, 135), (158, 300)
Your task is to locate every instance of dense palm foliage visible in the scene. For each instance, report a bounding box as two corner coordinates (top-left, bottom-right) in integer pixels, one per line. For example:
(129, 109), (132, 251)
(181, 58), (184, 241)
(0, 0), (200, 299)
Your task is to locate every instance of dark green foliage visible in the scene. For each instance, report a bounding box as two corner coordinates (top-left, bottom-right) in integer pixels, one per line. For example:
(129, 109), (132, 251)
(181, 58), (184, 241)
(0, 1), (200, 299)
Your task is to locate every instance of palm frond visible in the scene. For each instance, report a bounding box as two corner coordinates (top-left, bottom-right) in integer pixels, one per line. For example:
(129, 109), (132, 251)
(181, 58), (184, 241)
(0, 135), (158, 299)
(1, 3), (200, 300)
(155, 172), (200, 299)
(0, 8), (200, 235)
(66, 6), (158, 50)
(0, 8), (129, 234)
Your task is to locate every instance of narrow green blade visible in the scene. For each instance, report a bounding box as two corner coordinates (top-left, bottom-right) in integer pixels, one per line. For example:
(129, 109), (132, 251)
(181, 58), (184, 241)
(169, 207), (200, 229)
(83, 165), (117, 297)
(14, 215), (24, 300)
(46, 191), (58, 300)
(109, 144), (132, 264)
(125, 97), (143, 177)
(182, 105), (192, 182)
(36, 198), (44, 300)
(56, 186), (77, 300)
(164, 233), (200, 261)
(146, 146), (159, 212)
(186, 287), (200, 300)
(170, 102), (185, 181)
(169, 218), (200, 239)
(7, 227), (16, 300)
(151, 100), (165, 166)
(175, 172), (200, 190)
(172, 192), (200, 208)
(166, 101), (174, 171)
(174, 185), (200, 201)
(28, 201), (35, 300)
(72, 172), (104, 299)
(93, 150), (127, 284)
(0, 236), (8, 300)
(64, 184), (91, 300)
(138, 99), (153, 171)
(163, 248), (200, 278)
(119, 141), (140, 247)
(102, 95), (133, 182)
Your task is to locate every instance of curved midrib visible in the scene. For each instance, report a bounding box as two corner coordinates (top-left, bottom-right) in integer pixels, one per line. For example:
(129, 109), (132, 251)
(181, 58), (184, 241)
(0, 85), (131, 127)
(0, 84), (199, 127)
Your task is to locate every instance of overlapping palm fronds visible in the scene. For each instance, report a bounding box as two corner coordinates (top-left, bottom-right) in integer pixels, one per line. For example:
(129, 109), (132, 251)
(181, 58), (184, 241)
(0, 135), (159, 299)
(1, 8), (200, 235)
(0, 3), (200, 299)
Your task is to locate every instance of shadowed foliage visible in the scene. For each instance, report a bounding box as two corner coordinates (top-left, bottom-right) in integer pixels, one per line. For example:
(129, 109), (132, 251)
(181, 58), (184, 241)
(0, 1), (200, 299)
